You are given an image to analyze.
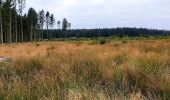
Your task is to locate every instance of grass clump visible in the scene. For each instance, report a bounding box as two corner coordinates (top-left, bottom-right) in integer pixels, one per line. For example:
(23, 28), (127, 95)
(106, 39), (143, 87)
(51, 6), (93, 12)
(114, 54), (128, 65)
(137, 57), (164, 75)
(47, 45), (55, 50)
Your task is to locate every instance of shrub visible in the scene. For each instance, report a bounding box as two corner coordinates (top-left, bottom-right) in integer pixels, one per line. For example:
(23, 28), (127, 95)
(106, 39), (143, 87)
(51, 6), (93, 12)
(98, 38), (107, 45)
(122, 40), (128, 44)
(35, 43), (40, 47)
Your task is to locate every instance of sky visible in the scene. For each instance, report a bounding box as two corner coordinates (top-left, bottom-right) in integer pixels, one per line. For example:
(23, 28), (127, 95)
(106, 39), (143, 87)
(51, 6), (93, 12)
(25, 0), (170, 30)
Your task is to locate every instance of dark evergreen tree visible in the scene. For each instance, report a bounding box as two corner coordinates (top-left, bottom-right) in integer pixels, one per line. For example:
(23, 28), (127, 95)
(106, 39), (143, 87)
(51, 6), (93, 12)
(45, 11), (50, 39)
(62, 18), (68, 31)
(0, 0), (3, 43)
(38, 9), (45, 40)
(57, 21), (61, 38)
(18, 0), (25, 42)
(27, 7), (38, 41)
(67, 22), (71, 30)
(50, 14), (55, 29)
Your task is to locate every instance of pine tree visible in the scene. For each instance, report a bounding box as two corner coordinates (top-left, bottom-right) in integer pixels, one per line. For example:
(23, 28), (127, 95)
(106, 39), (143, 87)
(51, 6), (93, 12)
(9, 1), (12, 43)
(62, 18), (68, 31)
(0, 0), (3, 43)
(62, 18), (68, 38)
(27, 7), (38, 42)
(45, 11), (50, 39)
(14, 0), (17, 42)
(67, 22), (71, 30)
(38, 9), (45, 40)
(57, 21), (60, 29)
(50, 14), (55, 29)
(57, 21), (61, 38)
(50, 14), (55, 39)
(18, 0), (25, 42)
(3, 0), (13, 43)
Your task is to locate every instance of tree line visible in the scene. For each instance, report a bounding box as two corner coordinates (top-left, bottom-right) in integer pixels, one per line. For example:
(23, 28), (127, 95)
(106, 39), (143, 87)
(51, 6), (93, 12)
(0, 0), (71, 44)
(41, 27), (170, 39)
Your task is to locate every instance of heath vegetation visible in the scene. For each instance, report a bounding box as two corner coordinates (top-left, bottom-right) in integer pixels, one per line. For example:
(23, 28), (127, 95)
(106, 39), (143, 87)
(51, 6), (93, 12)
(0, 39), (170, 100)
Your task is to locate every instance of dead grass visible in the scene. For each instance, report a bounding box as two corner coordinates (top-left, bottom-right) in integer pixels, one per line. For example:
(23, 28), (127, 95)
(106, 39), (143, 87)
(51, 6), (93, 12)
(0, 39), (170, 99)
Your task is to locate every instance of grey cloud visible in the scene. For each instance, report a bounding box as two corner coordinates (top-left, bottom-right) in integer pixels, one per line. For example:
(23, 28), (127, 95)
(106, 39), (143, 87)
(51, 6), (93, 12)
(25, 0), (170, 30)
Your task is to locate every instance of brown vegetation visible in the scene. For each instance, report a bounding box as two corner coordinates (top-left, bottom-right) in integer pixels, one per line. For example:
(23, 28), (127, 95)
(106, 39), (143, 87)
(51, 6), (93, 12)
(0, 39), (170, 99)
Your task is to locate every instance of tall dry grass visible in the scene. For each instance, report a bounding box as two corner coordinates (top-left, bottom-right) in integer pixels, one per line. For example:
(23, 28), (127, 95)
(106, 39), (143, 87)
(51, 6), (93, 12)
(0, 39), (170, 99)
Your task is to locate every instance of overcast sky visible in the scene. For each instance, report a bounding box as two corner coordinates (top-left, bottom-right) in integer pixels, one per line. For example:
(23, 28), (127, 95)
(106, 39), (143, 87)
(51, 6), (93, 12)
(25, 0), (170, 30)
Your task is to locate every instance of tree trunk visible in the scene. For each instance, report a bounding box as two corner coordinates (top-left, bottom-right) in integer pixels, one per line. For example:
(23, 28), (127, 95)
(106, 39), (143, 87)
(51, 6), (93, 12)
(30, 25), (32, 42)
(15, 15), (17, 43)
(0, 8), (3, 44)
(47, 25), (48, 39)
(21, 10), (23, 42)
(21, 17), (23, 42)
(58, 27), (60, 38)
(5, 32), (6, 43)
(15, 4), (18, 43)
(42, 28), (43, 40)
(34, 28), (37, 42)
(9, 10), (12, 43)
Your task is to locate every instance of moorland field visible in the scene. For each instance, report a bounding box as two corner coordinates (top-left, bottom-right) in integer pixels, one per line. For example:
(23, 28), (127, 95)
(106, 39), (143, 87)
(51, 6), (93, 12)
(0, 38), (170, 100)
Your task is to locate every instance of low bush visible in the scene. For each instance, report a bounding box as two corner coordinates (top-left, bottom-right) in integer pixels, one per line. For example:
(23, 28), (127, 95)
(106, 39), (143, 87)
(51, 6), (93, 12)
(98, 38), (107, 45)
